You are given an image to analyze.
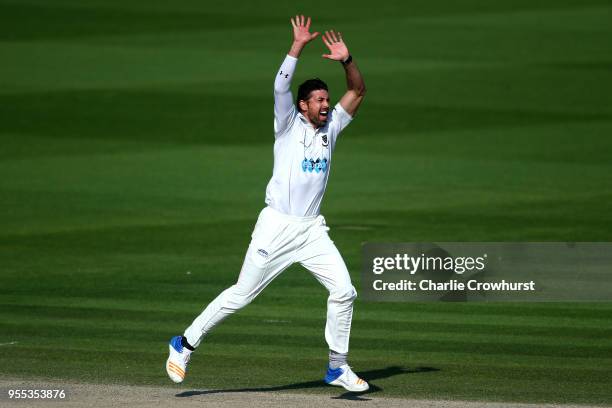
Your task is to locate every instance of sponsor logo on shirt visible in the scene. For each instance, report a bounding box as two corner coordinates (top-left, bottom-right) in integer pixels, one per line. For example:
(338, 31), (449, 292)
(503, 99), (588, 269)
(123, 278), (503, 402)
(302, 158), (328, 174)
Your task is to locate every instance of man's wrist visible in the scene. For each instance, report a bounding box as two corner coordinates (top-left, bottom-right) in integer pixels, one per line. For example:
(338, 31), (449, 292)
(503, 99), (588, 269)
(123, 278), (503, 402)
(291, 40), (308, 51)
(288, 41), (307, 58)
(341, 55), (353, 66)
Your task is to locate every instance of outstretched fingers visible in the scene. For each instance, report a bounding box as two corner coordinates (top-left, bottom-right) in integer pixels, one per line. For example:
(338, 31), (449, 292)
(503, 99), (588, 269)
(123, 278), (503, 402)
(292, 14), (311, 28)
(325, 30), (343, 44)
(321, 29), (349, 60)
(324, 30), (341, 45)
(289, 15), (318, 44)
(322, 31), (332, 48)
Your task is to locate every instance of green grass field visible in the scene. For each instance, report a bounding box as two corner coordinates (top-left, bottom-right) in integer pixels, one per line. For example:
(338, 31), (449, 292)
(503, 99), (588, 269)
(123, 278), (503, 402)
(1, 0), (611, 405)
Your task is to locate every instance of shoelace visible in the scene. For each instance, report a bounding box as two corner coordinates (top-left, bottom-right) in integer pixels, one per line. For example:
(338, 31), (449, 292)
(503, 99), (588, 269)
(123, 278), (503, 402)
(182, 350), (191, 365)
(345, 366), (367, 385)
(344, 366), (357, 381)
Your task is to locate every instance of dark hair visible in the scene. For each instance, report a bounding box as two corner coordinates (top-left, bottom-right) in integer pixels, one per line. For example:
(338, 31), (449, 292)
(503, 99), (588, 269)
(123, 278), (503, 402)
(296, 78), (328, 110)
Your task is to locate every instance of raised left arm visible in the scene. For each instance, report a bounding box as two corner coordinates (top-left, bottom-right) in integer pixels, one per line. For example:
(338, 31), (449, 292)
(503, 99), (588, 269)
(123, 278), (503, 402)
(322, 30), (366, 116)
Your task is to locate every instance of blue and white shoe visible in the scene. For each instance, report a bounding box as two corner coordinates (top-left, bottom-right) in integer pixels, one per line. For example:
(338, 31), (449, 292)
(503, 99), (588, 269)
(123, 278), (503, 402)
(166, 336), (191, 383)
(324, 364), (369, 392)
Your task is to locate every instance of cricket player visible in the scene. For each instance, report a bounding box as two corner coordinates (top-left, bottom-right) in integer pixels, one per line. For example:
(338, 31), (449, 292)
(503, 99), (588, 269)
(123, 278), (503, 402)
(166, 15), (368, 392)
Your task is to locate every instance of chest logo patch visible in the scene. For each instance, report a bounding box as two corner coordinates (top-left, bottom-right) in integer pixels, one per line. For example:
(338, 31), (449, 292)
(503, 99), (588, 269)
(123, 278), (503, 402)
(302, 158), (328, 173)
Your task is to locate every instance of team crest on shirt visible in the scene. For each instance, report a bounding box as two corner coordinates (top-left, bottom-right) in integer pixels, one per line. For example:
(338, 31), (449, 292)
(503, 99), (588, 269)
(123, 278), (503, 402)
(321, 134), (328, 146)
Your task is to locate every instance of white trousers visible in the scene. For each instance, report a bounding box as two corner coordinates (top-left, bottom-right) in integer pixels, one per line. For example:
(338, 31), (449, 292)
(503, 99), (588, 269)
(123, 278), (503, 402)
(184, 206), (356, 354)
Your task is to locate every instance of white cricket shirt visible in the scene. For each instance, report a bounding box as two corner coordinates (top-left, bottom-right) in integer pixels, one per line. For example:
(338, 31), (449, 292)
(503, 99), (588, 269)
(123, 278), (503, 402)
(265, 102), (352, 217)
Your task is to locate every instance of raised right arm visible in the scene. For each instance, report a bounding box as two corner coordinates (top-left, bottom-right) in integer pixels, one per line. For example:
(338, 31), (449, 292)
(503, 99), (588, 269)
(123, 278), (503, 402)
(274, 15), (319, 135)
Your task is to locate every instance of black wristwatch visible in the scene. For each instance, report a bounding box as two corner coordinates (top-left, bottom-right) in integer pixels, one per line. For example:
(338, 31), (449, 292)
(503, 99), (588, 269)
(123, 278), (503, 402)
(341, 55), (353, 66)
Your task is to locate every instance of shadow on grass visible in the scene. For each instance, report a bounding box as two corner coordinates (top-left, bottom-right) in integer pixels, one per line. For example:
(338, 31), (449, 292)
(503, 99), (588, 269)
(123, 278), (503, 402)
(176, 366), (439, 401)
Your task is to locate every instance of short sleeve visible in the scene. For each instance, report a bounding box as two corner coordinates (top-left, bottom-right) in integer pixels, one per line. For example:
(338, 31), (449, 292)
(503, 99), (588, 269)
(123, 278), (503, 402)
(327, 103), (353, 146)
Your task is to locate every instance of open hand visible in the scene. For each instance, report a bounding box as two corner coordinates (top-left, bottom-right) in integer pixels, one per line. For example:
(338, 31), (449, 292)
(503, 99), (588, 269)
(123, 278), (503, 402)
(321, 30), (350, 61)
(291, 15), (319, 45)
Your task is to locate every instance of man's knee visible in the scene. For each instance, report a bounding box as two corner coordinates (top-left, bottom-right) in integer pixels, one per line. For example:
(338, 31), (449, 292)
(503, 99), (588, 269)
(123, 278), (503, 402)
(329, 285), (357, 303)
(221, 285), (254, 311)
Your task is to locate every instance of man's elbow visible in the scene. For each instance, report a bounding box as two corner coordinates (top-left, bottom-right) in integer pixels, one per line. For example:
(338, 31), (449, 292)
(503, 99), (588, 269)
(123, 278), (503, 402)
(351, 85), (366, 98)
(358, 85), (367, 97)
(274, 84), (290, 95)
